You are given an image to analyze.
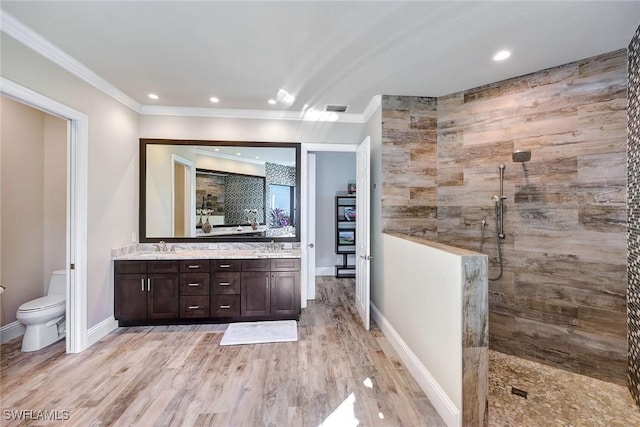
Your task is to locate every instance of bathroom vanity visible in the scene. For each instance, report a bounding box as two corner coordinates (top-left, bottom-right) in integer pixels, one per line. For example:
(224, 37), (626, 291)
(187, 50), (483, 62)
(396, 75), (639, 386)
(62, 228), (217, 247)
(118, 138), (303, 327)
(113, 252), (300, 326)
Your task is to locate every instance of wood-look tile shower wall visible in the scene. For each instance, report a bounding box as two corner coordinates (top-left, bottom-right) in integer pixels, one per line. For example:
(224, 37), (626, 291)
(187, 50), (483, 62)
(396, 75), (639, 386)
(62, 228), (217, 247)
(381, 49), (628, 385)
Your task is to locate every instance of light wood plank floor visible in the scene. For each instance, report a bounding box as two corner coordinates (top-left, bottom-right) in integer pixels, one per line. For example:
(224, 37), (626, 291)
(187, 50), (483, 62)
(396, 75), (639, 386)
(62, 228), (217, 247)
(1, 277), (445, 426)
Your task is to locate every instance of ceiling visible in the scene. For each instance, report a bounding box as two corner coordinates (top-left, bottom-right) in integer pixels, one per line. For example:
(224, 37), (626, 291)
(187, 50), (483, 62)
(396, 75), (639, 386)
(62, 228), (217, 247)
(2, 1), (639, 119)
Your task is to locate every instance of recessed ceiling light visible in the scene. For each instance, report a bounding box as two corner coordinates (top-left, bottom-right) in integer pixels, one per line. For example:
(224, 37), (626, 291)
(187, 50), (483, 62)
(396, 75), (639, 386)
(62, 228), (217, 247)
(493, 50), (511, 61)
(255, 156), (260, 159)
(276, 89), (295, 106)
(214, 148), (220, 152)
(268, 99), (276, 105)
(236, 152), (242, 156)
(148, 93), (159, 100)
(209, 97), (220, 103)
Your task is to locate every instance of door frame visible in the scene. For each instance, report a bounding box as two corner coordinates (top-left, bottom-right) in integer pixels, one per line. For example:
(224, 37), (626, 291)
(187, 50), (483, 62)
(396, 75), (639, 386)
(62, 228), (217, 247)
(301, 143), (358, 305)
(1, 78), (88, 353)
(170, 154), (195, 237)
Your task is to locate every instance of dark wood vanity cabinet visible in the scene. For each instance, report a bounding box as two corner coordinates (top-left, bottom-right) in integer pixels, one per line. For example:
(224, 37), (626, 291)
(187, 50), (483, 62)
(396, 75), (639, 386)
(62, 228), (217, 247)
(114, 258), (300, 326)
(241, 258), (300, 317)
(114, 261), (179, 322)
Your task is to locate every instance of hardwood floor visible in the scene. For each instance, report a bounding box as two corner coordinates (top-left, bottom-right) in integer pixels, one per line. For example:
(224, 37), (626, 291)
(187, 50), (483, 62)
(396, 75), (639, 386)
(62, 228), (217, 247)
(1, 277), (445, 426)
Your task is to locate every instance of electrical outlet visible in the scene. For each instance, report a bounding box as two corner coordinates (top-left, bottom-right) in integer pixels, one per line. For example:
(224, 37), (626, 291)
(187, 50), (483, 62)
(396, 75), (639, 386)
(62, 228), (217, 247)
(131, 232), (137, 243)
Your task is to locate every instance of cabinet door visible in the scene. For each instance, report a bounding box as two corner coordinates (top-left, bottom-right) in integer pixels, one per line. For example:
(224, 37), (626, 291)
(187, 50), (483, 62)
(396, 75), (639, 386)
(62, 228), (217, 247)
(148, 274), (179, 319)
(114, 274), (147, 322)
(270, 272), (300, 316)
(241, 272), (270, 317)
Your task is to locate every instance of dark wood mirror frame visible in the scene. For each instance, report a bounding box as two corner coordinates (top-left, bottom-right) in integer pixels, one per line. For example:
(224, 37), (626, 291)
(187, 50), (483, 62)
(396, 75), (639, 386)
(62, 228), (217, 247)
(139, 138), (301, 243)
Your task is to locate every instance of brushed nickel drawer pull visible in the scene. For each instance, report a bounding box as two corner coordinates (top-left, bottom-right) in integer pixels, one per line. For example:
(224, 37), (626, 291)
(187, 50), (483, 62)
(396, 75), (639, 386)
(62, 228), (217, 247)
(188, 305), (200, 310)
(187, 265), (200, 269)
(187, 283), (200, 287)
(219, 305), (231, 309)
(141, 278), (145, 292)
(218, 282), (230, 286)
(219, 264), (231, 268)
(147, 278), (151, 292)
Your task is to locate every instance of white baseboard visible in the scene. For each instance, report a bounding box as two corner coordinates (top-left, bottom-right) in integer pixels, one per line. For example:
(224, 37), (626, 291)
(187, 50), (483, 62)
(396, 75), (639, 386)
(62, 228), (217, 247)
(86, 316), (118, 348)
(0, 321), (25, 344)
(370, 303), (461, 427)
(315, 267), (335, 276)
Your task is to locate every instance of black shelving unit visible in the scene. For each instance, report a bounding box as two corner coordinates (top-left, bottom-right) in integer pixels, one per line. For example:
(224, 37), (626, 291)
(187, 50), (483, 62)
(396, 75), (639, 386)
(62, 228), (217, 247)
(335, 191), (356, 278)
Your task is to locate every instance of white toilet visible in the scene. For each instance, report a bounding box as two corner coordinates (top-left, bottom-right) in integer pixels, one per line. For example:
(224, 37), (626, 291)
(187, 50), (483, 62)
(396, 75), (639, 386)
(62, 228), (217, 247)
(16, 269), (66, 352)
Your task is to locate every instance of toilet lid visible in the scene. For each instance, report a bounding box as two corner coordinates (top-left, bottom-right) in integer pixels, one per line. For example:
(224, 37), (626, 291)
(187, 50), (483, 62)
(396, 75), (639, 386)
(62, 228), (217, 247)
(18, 295), (65, 312)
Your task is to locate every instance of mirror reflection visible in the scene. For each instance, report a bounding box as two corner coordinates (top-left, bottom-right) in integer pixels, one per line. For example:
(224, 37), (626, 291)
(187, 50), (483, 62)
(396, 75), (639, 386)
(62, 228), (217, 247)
(142, 141), (299, 241)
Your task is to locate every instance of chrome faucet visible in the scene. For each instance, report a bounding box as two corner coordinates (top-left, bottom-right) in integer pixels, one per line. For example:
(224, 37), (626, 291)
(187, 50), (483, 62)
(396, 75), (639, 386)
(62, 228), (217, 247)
(154, 241), (168, 252)
(269, 240), (276, 252)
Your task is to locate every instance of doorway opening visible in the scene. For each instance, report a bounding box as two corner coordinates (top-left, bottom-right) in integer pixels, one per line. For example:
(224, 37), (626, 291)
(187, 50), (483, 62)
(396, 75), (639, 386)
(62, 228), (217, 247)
(1, 78), (88, 353)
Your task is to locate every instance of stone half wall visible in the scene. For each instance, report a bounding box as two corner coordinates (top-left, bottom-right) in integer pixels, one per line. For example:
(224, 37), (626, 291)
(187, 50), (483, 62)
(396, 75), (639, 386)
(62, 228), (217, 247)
(627, 23), (640, 405)
(381, 48), (628, 385)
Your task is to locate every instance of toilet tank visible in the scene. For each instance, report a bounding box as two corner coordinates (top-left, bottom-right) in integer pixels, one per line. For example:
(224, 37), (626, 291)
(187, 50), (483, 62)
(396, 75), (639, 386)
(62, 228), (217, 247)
(48, 270), (66, 295)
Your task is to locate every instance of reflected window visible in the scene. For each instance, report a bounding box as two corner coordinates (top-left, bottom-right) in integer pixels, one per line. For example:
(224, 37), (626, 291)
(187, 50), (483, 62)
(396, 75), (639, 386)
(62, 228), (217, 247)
(268, 184), (295, 227)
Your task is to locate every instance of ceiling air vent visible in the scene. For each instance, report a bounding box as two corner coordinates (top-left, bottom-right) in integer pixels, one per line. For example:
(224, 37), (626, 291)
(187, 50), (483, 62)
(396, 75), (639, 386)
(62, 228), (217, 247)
(324, 104), (349, 113)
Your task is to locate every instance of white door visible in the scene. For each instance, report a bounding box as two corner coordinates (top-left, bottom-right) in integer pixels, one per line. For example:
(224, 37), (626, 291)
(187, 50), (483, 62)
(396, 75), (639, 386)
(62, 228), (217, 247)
(355, 137), (371, 330)
(307, 153), (317, 300)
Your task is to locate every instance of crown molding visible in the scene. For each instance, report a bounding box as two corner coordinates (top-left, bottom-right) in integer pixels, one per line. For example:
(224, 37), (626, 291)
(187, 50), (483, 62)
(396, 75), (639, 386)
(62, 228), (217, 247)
(140, 105), (366, 123)
(363, 95), (382, 123)
(1, 10), (142, 112)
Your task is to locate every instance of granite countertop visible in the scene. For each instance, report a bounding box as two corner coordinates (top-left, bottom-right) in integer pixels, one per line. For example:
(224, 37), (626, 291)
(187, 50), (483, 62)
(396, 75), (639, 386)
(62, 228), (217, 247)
(113, 248), (301, 261)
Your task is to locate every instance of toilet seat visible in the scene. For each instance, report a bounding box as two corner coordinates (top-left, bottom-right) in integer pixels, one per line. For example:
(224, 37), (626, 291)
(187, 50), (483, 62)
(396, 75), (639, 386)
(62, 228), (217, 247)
(18, 295), (65, 312)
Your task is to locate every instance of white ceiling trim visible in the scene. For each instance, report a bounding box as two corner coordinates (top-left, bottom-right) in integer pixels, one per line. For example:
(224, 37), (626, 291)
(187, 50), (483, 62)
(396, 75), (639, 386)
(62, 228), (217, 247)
(140, 104), (366, 123)
(0, 10), (142, 112)
(363, 95), (382, 123)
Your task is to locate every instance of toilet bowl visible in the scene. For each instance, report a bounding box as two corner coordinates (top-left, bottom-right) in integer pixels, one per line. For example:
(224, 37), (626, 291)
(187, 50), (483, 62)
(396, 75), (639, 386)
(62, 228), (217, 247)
(16, 270), (66, 352)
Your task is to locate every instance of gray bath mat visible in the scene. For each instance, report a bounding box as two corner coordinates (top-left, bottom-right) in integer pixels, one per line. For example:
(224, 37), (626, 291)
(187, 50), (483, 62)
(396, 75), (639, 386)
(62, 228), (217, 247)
(220, 320), (298, 346)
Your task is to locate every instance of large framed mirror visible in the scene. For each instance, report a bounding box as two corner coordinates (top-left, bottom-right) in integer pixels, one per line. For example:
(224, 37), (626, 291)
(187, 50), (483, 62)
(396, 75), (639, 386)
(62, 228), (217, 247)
(140, 139), (300, 242)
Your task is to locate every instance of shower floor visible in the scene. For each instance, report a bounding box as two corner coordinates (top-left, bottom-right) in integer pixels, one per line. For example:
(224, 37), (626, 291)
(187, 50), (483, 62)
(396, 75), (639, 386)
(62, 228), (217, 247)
(489, 350), (640, 426)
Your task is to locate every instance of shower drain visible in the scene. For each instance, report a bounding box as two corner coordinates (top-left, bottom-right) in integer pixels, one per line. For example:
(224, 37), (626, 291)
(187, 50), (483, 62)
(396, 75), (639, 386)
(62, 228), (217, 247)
(511, 386), (528, 399)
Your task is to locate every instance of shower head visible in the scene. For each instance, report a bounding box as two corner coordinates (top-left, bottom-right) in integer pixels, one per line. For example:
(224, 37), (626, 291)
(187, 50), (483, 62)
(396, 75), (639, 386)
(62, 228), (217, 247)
(512, 149), (531, 163)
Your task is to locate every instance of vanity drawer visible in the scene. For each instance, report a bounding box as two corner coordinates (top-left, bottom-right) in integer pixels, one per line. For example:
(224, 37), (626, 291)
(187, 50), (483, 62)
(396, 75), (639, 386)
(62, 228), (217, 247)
(179, 273), (210, 295)
(211, 272), (241, 295)
(242, 259), (270, 272)
(180, 260), (210, 272)
(148, 261), (179, 274)
(211, 295), (240, 317)
(212, 260), (242, 272)
(270, 258), (300, 272)
(115, 260), (147, 274)
(179, 296), (209, 318)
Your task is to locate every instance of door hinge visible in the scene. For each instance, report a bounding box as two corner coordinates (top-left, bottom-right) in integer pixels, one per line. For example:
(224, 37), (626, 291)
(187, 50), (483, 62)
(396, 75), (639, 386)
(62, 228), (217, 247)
(70, 263), (75, 270)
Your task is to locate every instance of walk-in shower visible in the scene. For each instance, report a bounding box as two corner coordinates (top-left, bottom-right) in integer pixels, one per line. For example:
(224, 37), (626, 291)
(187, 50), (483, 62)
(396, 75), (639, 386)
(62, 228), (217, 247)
(481, 149), (531, 281)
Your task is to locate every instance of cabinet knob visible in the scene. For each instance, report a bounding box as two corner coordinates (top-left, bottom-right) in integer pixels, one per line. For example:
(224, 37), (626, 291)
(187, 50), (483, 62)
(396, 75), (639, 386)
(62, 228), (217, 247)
(308, 243), (315, 248)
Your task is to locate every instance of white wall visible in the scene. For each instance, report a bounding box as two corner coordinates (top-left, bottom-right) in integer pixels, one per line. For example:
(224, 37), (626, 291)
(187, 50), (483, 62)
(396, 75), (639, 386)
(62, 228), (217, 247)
(145, 144), (197, 237)
(43, 113), (67, 286)
(139, 115), (364, 144)
(378, 233), (463, 422)
(1, 96), (45, 326)
(1, 33), (140, 328)
(196, 154), (265, 176)
(314, 152), (355, 273)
